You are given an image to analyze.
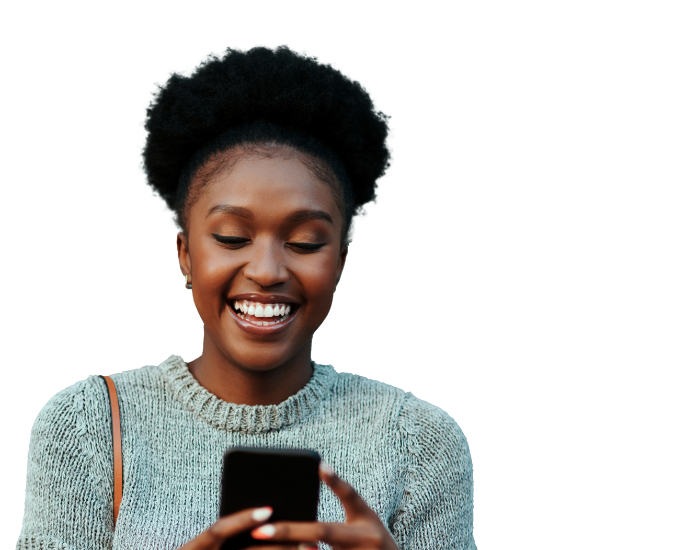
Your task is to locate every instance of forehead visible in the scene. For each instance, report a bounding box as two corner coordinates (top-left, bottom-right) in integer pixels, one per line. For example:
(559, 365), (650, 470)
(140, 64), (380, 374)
(195, 154), (340, 217)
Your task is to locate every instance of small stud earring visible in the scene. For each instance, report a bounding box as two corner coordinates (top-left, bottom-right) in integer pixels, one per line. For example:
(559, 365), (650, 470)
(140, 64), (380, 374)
(185, 275), (192, 290)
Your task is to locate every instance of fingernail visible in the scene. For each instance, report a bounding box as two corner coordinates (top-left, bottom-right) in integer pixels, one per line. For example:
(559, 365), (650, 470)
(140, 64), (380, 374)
(251, 524), (275, 539)
(320, 462), (334, 476)
(299, 545), (318, 550)
(251, 507), (272, 521)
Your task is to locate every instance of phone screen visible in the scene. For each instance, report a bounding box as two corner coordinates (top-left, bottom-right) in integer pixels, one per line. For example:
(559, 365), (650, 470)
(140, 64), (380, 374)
(219, 447), (321, 550)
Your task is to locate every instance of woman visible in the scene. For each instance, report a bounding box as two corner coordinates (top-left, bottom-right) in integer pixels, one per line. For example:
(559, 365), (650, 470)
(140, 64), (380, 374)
(17, 46), (475, 550)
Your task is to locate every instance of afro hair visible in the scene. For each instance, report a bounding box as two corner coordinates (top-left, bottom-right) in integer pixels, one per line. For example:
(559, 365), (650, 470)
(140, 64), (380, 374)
(143, 46), (390, 239)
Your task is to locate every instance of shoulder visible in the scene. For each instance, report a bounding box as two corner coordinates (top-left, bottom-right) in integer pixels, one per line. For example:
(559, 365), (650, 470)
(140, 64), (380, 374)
(330, 369), (469, 438)
(328, 368), (472, 461)
(33, 360), (166, 437)
(398, 393), (472, 468)
(399, 392), (468, 450)
(32, 375), (109, 436)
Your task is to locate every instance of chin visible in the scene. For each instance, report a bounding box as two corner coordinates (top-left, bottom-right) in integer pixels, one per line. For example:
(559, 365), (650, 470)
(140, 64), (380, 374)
(224, 343), (303, 373)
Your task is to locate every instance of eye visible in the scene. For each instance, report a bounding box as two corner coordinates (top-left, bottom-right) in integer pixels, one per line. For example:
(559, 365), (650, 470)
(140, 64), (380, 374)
(289, 242), (324, 250)
(211, 233), (326, 252)
(212, 234), (250, 248)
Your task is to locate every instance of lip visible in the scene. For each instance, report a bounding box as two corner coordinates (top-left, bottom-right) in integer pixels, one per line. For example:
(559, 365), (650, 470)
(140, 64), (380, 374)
(227, 300), (298, 336)
(228, 293), (299, 306)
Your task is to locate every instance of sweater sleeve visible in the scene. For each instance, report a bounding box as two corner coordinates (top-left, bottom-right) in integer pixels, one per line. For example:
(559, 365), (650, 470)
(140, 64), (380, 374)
(16, 377), (115, 550)
(391, 394), (476, 550)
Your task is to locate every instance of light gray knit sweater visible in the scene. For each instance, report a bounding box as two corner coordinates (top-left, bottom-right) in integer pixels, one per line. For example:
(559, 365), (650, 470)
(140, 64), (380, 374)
(17, 355), (475, 550)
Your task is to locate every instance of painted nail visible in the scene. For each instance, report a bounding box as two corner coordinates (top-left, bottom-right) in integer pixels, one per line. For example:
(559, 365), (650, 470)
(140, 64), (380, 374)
(251, 524), (275, 539)
(251, 507), (272, 521)
(320, 462), (335, 476)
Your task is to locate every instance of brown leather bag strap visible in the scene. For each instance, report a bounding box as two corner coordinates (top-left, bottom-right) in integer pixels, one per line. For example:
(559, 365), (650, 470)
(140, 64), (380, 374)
(101, 375), (123, 527)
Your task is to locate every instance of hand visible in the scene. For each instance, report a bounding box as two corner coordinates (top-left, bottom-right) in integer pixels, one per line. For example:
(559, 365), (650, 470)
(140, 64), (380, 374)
(178, 506), (273, 550)
(249, 464), (400, 550)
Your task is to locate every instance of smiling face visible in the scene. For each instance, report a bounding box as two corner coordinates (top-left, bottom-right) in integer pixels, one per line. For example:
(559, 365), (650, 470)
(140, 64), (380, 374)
(178, 148), (347, 376)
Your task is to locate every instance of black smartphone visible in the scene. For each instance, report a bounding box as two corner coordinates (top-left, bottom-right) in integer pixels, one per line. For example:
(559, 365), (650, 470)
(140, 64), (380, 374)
(219, 447), (321, 550)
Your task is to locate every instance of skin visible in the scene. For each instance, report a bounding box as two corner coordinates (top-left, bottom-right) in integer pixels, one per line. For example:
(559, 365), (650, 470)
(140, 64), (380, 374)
(178, 152), (347, 405)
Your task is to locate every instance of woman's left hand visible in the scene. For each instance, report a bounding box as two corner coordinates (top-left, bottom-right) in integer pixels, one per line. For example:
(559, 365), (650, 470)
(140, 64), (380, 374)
(249, 463), (400, 550)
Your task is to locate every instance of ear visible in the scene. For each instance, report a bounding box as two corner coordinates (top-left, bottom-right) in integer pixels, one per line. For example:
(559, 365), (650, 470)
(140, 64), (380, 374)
(335, 246), (348, 289)
(176, 231), (191, 276)
(176, 231), (187, 254)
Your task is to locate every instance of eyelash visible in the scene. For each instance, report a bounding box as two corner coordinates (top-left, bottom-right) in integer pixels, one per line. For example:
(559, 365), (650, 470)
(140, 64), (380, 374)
(212, 234), (326, 252)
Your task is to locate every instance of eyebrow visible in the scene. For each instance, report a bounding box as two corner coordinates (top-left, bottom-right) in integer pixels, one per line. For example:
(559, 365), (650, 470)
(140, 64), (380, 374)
(207, 204), (333, 225)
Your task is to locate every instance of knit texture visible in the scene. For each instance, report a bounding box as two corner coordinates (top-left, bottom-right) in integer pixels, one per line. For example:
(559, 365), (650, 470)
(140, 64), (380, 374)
(17, 356), (475, 549)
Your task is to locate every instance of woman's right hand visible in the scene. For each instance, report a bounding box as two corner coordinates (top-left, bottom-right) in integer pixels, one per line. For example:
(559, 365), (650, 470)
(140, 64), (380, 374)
(179, 506), (273, 550)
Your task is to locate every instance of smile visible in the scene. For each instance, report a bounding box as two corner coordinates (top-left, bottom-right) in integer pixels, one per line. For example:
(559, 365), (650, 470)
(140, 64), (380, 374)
(234, 300), (292, 322)
(228, 300), (297, 331)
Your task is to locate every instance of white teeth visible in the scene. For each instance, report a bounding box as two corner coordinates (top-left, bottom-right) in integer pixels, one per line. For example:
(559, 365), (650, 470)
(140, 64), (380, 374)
(237, 312), (291, 326)
(234, 300), (291, 327)
(232, 300), (295, 322)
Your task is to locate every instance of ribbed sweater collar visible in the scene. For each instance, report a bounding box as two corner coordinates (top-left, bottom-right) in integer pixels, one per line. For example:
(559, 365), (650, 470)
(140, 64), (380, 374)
(158, 355), (337, 434)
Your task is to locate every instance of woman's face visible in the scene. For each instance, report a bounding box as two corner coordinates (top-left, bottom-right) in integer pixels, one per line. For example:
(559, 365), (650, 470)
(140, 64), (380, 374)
(178, 150), (347, 372)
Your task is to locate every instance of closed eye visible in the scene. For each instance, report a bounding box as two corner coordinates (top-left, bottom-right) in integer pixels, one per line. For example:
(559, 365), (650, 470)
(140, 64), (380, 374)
(212, 234), (250, 248)
(287, 242), (326, 253)
(211, 233), (326, 251)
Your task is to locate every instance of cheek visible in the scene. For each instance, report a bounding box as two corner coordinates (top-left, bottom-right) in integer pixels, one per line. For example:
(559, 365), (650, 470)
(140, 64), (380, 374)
(200, 252), (232, 282)
(299, 254), (338, 307)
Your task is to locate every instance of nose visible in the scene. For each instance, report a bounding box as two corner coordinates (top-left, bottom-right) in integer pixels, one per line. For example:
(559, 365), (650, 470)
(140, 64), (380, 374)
(242, 238), (290, 288)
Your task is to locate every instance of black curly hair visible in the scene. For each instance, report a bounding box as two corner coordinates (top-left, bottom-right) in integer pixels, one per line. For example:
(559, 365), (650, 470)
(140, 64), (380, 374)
(143, 46), (390, 246)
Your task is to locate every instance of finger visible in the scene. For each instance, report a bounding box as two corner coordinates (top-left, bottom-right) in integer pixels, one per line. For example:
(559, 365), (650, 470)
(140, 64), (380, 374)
(181, 507), (272, 549)
(243, 546), (318, 550)
(251, 521), (382, 550)
(319, 463), (374, 518)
